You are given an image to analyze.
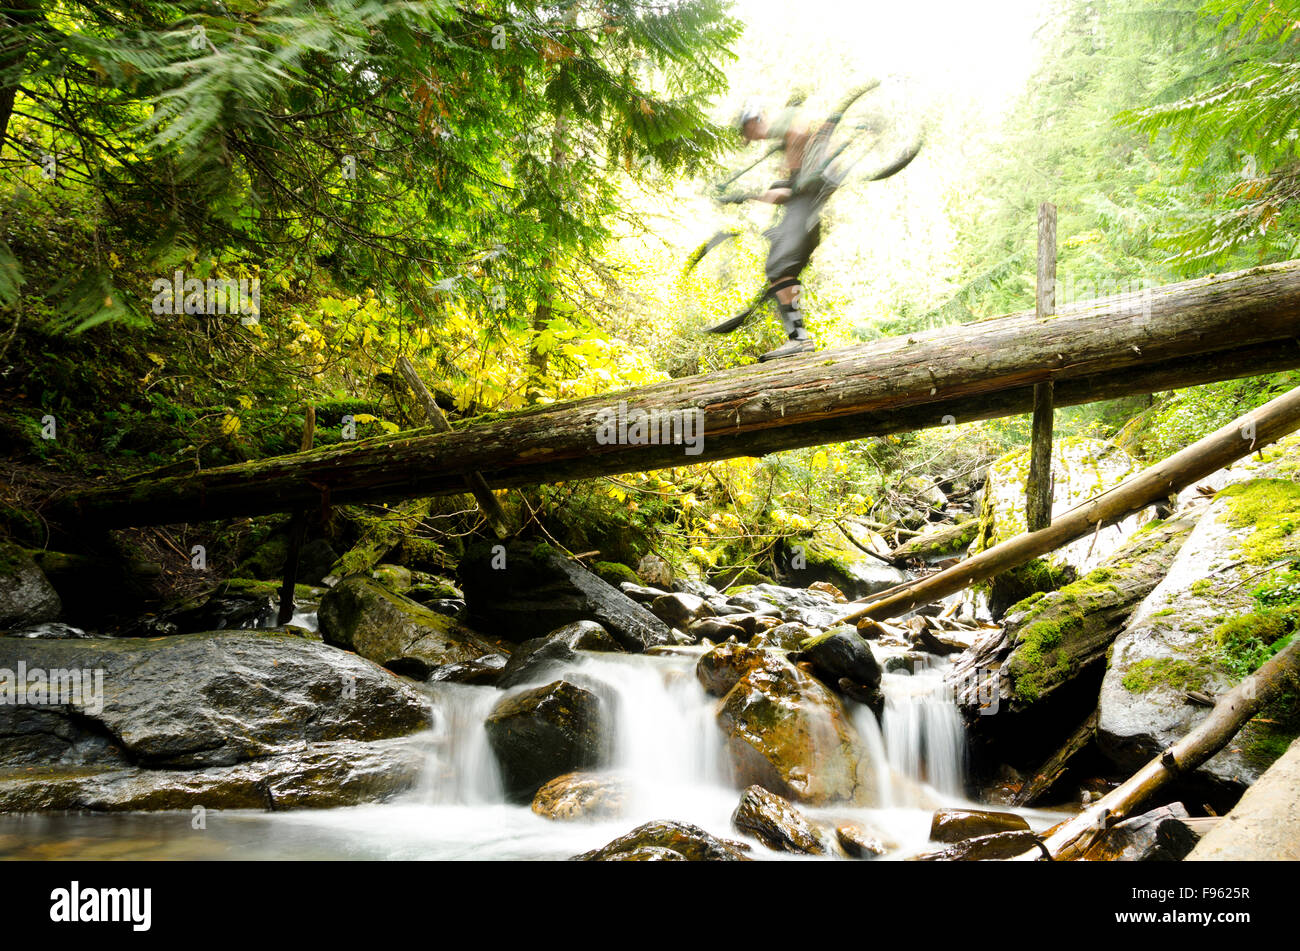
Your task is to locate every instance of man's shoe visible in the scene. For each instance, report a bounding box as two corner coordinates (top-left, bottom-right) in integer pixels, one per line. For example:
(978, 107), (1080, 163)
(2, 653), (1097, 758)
(758, 337), (815, 362)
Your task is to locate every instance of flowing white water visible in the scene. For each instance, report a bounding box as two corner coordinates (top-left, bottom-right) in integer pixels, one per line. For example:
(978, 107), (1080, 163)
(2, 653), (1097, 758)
(0, 644), (1005, 860)
(879, 658), (967, 800)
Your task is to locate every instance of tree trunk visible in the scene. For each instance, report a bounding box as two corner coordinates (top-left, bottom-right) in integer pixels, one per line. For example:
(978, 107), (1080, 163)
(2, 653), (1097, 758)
(51, 262), (1300, 528)
(839, 381), (1300, 625)
(1015, 635), (1300, 860)
(1026, 202), (1057, 532)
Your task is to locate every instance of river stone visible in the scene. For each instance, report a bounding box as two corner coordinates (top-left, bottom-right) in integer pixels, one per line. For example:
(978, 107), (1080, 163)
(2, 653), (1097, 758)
(1099, 483), (1300, 790)
(0, 542), (62, 629)
(745, 583), (846, 628)
(837, 823), (887, 858)
(688, 617), (748, 642)
(460, 541), (673, 652)
(731, 784), (826, 855)
(1081, 802), (1196, 861)
(0, 631), (430, 769)
(650, 592), (715, 628)
(716, 651), (876, 806)
(0, 735), (427, 811)
(618, 582), (667, 603)
(696, 641), (767, 697)
(318, 575), (502, 679)
(531, 771), (628, 821)
(573, 820), (751, 861)
(428, 653), (508, 686)
(485, 679), (607, 802)
(930, 808), (1030, 843)
(794, 626), (882, 690)
(545, 620), (623, 652)
(496, 638), (577, 689)
(912, 829), (1042, 861)
(762, 622), (817, 651)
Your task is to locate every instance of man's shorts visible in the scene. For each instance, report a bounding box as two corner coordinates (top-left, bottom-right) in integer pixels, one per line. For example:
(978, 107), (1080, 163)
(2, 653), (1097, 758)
(764, 190), (825, 283)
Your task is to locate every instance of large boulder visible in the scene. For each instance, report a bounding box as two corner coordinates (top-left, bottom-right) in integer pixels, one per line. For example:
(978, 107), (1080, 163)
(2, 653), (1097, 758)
(460, 541), (673, 651)
(0, 631), (430, 769)
(1082, 802), (1197, 861)
(731, 784), (827, 855)
(0, 736), (427, 811)
(0, 541), (62, 629)
(495, 638), (577, 690)
(1099, 477), (1300, 790)
(484, 679), (607, 802)
(728, 583), (845, 629)
(707, 646), (877, 806)
(318, 575), (504, 679)
(573, 820), (751, 861)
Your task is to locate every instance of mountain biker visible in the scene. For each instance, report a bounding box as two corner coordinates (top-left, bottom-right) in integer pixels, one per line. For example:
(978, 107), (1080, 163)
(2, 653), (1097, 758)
(734, 100), (833, 362)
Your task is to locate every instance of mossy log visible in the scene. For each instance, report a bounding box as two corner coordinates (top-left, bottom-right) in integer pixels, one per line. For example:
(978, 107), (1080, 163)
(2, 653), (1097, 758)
(948, 514), (1196, 713)
(886, 519), (978, 564)
(841, 382), (1300, 624)
(51, 262), (1300, 527)
(1016, 635), (1300, 861)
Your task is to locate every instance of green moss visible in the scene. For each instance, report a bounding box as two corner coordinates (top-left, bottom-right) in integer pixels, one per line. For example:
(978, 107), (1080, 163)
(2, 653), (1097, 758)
(1212, 604), (1300, 678)
(1218, 478), (1300, 565)
(1121, 657), (1213, 693)
(1152, 608), (1175, 617)
(594, 561), (639, 586)
(1190, 578), (1214, 596)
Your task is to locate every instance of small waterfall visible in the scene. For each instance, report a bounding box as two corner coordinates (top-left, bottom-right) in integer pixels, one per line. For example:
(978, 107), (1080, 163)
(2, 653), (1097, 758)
(421, 682), (505, 805)
(879, 659), (967, 800)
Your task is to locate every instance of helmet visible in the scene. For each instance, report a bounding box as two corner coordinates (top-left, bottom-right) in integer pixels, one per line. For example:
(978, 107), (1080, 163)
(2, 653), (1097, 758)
(735, 99), (764, 135)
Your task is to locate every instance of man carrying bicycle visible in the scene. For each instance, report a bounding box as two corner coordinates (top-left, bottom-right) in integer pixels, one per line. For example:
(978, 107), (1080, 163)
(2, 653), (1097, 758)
(734, 100), (835, 362)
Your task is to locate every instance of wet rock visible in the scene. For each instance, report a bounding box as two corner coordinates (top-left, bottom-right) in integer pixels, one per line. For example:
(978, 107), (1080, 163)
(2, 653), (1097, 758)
(495, 638), (576, 689)
(0, 631), (430, 769)
(765, 622), (819, 651)
(884, 652), (929, 674)
(930, 808), (1030, 843)
(837, 823), (887, 858)
(688, 617), (748, 643)
(1082, 803), (1197, 861)
(794, 626), (882, 691)
(428, 653), (508, 686)
(531, 771), (628, 821)
(809, 581), (848, 602)
(731, 784), (826, 854)
(618, 582), (668, 603)
(0, 541), (63, 629)
(716, 650), (876, 806)
(637, 553), (674, 588)
(545, 620), (624, 652)
(0, 736), (427, 811)
(573, 820), (751, 861)
(912, 830), (1042, 861)
(746, 583), (847, 628)
(650, 592), (716, 628)
(671, 577), (720, 599)
(318, 576), (501, 679)
(421, 598), (467, 618)
(485, 680), (607, 802)
(910, 626), (967, 657)
(695, 641), (766, 697)
(461, 541), (673, 652)
(725, 613), (784, 638)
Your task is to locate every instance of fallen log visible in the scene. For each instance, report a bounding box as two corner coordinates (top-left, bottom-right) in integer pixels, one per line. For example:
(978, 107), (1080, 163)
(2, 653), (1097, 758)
(51, 262), (1300, 527)
(838, 382), (1300, 624)
(1015, 635), (1300, 860)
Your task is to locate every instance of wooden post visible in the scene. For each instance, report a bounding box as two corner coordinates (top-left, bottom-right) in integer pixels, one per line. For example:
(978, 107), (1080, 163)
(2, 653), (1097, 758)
(1026, 202), (1057, 533)
(395, 356), (512, 540)
(277, 405), (315, 625)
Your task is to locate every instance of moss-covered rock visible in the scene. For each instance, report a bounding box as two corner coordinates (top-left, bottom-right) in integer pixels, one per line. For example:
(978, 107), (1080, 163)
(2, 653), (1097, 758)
(593, 561), (639, 587)
(318, 575), (504, 678)
(0, 540), (62, 629)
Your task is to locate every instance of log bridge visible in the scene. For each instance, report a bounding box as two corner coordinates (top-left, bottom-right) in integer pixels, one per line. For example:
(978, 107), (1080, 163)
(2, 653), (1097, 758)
(53, 260), (1300, 528)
